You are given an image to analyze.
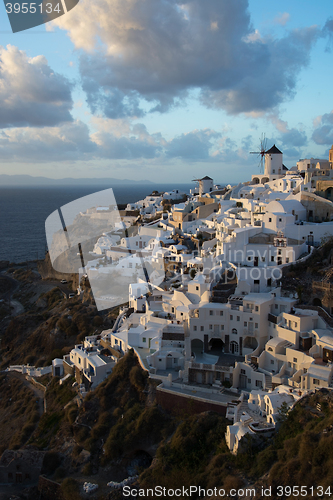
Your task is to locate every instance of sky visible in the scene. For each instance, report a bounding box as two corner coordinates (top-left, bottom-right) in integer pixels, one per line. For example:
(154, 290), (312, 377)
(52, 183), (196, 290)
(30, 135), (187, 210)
(0, 0), (333, 184)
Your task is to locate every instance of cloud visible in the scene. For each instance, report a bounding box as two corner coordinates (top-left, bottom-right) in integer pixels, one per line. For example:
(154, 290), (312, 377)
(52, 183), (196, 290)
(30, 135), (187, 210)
(323, 18), (333, 50)
(0, 45), (74, 128)
(165, 129), (221, 160)
(200, 26), (320, 115)
(0, 117), (235, 164)
(50, 0), (320, 118)
(0, 121), (95, 161)
(312, 111), (333, 145)
(269, 115), (307, 148)
(274, 12), (290, 26)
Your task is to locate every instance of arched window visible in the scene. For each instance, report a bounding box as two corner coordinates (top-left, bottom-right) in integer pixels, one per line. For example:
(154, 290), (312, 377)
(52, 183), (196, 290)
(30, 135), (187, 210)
(232, 328), (237, 335)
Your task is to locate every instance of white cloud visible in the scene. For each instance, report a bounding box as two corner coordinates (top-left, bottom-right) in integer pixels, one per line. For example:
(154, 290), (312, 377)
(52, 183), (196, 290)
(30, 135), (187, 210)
(0, 45), (73, 127)
(274, 12), (290, 26)
(50, 0), (320, 118)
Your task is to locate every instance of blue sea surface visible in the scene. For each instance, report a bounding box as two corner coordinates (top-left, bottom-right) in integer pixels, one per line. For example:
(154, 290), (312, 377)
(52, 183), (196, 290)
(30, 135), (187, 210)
(0, 184), (192, 263)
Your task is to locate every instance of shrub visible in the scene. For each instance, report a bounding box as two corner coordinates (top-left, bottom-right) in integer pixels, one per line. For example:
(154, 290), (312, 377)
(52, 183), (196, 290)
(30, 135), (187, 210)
(60, 477), (81, 500)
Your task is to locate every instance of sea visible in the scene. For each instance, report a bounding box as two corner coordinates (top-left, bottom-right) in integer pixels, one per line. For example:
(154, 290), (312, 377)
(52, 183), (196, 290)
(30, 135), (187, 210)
(0, 183), (193, 263)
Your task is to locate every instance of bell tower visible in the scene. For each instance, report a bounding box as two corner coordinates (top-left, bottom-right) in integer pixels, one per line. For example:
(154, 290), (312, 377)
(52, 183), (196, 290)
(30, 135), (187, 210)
(329, 145), (333, 167)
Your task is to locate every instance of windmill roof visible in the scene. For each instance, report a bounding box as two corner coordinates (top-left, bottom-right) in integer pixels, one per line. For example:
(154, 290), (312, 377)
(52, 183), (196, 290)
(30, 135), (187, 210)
(200, 176), (213, 180)
(266, 145), (282, 155)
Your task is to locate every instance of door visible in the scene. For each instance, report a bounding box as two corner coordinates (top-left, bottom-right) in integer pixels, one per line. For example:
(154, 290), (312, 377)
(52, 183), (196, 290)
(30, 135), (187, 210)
(230, 341), (238, 354)
(240, 374), (247, 389)
(166, 355), (172, 369)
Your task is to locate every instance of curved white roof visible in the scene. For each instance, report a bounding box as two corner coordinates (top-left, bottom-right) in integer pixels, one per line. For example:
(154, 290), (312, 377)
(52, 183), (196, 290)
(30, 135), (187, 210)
(266, 199), (304, 214)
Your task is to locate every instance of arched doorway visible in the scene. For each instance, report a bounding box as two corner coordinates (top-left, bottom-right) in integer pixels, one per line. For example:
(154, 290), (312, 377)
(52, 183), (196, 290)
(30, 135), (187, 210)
(209, 338), (224, 353)
(243, 337), (258, 350)
(191, 339), (204, 358)
(313, 297), (322, 307)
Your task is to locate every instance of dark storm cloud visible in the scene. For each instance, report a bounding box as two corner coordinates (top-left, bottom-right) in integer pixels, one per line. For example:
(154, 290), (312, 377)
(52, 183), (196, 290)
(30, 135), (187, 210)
(0, 45), (73, 127)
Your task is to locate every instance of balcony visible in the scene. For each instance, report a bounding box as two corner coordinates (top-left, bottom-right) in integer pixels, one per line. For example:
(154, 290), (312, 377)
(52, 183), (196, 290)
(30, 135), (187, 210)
(268, 313), (278, 324)
(189, 361), (231, 372)
(243, 329), (257, 337)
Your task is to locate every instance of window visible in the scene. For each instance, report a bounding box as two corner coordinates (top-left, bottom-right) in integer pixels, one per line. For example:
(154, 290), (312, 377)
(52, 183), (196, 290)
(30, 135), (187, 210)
(230, 315), (233, 320)
(278, 249), (282, 255)
(293, 357), (297, 363)
(172, 307), (175, 313)
(244, 321), (247, 326)
(255, 306), (258, 311)
(210, 310), (214, 316)
(313, 378), (320, 385)
(269, 218), (272, 222)
(275, 304), (278, 309)
(220, 311), (223, 316)
(237, 316), (240, 321)
(255, 323), (258, 328)
(221, 325), (224, 330)
(279, 218), (282, 222)
(271, 256), (274, 262)
(294, 322), (297, 328)
(193, 326), (197, 331)
(201, 326), (204, 331)
(241, 369), (246, 374)
(286, 258), (289, 263)
(209, 324), (213, 330)
(271, 360), (274, 364)
(196, 286), (199, 291)
(114, 339), (118, 344)
(248, 256), (251, 261)
(232, 328), (237, 334)
(143, 337), (146, 342)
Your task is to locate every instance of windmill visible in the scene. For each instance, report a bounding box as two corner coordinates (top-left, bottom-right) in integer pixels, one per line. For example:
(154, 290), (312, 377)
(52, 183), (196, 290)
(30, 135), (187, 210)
(250, 134), (267, 173)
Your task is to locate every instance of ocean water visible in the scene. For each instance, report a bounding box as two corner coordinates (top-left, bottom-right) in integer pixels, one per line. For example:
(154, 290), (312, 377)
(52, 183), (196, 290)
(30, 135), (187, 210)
(0, 184), (192, 263)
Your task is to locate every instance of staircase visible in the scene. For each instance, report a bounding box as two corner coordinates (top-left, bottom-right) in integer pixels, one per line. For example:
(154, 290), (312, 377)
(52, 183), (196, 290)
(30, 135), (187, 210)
(323, 267), (333, 283)
(265, 374), (273, 391)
